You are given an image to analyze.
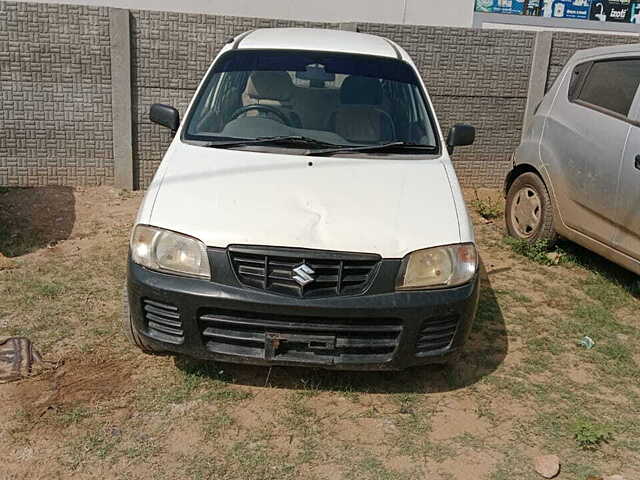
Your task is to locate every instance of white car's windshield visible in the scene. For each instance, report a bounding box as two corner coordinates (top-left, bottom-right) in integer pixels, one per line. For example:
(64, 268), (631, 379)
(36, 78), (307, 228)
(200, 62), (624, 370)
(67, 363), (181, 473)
(183, 50), (439, 151)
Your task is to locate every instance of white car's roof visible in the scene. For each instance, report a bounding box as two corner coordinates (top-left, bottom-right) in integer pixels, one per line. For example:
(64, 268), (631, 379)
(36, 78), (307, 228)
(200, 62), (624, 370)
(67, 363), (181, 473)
(570, 43), (640, 62)
(235, 28), (410, 62)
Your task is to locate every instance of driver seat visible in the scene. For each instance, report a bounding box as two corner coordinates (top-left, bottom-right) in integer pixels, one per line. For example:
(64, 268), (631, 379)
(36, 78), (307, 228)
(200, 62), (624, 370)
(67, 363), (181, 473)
(242, 71), (302, 128)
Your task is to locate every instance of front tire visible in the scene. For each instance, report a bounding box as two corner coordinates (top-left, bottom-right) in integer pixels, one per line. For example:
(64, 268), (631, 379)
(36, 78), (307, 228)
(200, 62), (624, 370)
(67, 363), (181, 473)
(505, 172), (558, 244)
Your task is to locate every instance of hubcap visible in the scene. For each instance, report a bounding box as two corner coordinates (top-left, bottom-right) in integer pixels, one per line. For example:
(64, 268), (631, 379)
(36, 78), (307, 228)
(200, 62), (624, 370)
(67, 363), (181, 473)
(511, 187), (542, 238)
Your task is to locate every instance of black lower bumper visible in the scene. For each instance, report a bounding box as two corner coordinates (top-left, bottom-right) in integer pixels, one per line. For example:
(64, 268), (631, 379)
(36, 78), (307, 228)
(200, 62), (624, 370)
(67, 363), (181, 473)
(127, 261), (480, 370)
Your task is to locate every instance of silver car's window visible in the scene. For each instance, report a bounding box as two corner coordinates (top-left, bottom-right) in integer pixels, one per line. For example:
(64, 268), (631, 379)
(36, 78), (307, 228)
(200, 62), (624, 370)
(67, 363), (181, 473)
(183, 50), (438, 149)
(574, 58), (640, 117)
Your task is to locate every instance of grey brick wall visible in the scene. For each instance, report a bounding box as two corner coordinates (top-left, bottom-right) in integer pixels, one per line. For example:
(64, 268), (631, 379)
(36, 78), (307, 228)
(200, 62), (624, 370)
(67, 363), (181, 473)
(130, 10), (334, 188)
(1, 0), (638, 189)
(546, 32), (639, 91)
(0, 1), (113, 186)
(360, 24), (536, 187)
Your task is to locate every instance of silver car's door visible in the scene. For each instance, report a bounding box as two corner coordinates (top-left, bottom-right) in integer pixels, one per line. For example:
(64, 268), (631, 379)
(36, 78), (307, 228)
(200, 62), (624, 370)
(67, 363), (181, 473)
(613, 72), (640, 261)
(543, 58), (637, 245)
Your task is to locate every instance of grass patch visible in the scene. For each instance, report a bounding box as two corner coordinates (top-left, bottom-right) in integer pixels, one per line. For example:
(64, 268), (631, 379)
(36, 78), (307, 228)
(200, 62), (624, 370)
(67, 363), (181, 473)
(572, 418), (613, 450)
(507, 291), (532, 304)
(560, 301), (638, 379)
(66, 426), (120, 469)
(581, 273), (634, 310)
(122, 435), (161, 461)
(346, 455), (419, 480)
(28, 279), (66, 299)
(227, 439), (297, 479)
(138, 361), (251, 412)
(201, 411), (235, 439)
(200, 388), (252, 403)
(473, 287), (503, 332)
(504, 237), (555, 265)
(55, 406), (92, 426)
(282, 392), (320, 457)
(181, 438), (298, 480)
(471, 193), (502, 220)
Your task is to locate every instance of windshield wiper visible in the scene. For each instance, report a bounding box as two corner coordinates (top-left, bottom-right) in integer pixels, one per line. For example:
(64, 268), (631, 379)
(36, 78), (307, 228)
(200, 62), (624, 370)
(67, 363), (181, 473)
(308, 142), (438, 156)
(200, 136), (342, 149)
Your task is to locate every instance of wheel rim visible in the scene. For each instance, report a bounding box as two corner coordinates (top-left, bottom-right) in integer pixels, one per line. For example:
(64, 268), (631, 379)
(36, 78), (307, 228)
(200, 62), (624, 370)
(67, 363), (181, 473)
(510, 187), (542, 238)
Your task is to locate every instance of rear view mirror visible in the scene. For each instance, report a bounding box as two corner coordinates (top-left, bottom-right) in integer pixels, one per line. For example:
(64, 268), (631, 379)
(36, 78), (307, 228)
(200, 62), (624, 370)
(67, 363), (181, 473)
(150, 104), (180, 131)
(296, 65), (336, 82)
(446, 124), (476, 154)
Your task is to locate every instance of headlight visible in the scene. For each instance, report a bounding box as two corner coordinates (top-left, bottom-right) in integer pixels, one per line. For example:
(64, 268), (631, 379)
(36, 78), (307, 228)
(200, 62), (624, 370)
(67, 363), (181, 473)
(130, 225), (210, 279)
(396, 243), (477, 290)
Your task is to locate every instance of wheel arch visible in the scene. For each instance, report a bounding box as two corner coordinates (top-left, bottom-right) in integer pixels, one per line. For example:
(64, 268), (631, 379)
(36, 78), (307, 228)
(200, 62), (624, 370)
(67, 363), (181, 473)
(504, 163), (547, 197)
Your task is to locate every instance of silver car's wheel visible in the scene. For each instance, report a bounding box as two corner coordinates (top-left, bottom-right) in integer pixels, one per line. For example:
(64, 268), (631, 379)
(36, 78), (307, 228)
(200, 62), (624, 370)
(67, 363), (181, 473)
(510, 187), (541, 238)
(505, 172), (558, 244)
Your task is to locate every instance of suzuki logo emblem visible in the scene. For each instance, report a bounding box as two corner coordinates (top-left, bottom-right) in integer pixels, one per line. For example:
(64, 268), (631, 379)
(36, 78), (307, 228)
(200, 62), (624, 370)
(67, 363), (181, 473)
(292, 263), (315, 287)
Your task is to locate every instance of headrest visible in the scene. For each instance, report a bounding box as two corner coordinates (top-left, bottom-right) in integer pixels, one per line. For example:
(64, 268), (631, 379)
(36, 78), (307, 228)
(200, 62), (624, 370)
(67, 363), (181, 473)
(340, 76), (383, 105)
(246, 71), (294, 102)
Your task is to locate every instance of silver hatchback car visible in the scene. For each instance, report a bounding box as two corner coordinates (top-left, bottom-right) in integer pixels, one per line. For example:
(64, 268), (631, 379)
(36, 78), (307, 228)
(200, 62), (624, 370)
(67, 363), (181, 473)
(505, 44), (640, 276)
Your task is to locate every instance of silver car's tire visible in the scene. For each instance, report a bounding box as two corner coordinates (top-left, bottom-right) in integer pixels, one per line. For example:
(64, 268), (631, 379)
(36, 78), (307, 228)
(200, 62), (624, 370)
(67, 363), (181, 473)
(122, 286), (162, 354)
(505, 172), (558, 244)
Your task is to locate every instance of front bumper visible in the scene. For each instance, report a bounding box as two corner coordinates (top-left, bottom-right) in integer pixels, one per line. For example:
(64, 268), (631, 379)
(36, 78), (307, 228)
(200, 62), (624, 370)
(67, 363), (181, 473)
(127, 260), (480, 371)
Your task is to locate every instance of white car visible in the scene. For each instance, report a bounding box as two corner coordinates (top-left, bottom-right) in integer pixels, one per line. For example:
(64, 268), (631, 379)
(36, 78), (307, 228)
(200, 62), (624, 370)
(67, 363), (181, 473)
(124, 28), (479, 370)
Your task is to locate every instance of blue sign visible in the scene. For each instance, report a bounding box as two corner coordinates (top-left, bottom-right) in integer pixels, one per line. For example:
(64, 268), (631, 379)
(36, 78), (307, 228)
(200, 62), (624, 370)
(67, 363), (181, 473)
(475, 0), (526, 14)
(547, 0), (592, 19)
(476, 0), (640, 22)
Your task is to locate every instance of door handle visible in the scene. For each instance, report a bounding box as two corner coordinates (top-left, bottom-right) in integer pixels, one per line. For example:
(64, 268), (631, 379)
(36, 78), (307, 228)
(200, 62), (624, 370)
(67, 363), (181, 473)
(636, 155), (640, 170)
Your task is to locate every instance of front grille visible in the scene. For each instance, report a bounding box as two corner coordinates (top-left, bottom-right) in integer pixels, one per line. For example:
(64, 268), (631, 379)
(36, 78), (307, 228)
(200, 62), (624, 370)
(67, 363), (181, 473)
(142, 299), (183, 345)
(415, 315), (458, 356)
(198, 308), (402, 365)
(228, 246), (380, 298)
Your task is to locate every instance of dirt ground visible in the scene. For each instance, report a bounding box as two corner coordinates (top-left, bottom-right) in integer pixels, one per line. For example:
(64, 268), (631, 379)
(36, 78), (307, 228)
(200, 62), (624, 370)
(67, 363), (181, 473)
(0, 186), (638, 480)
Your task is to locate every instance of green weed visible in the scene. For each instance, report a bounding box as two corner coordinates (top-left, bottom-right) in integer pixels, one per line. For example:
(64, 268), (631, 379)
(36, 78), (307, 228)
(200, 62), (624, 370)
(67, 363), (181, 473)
(471, 195), (502, 220)
(572, 419), (613, 450)
(504, 237), (555, 265)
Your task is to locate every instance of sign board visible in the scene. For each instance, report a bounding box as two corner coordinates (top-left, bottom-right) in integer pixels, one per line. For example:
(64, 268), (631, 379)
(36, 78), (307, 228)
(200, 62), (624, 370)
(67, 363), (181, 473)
(475, 0), (525, 14)
(545, 0), (592, 19)
(476, 0), (640, 22)
(589, 0), (632, 21)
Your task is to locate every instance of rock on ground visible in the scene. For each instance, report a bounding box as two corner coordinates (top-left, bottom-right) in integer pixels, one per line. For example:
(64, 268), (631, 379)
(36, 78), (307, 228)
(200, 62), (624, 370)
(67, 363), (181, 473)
(533, 455), (560, 479)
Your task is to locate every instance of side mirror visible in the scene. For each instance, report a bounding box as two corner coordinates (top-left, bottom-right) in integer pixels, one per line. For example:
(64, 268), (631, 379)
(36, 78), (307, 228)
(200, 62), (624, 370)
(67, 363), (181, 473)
(150, 104), (180, 131)
(446, 124), (475, 154)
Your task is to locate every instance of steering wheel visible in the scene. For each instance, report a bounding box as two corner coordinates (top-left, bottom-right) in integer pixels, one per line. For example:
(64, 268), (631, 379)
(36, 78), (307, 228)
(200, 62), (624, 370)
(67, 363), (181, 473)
(229, 104), (292, 126)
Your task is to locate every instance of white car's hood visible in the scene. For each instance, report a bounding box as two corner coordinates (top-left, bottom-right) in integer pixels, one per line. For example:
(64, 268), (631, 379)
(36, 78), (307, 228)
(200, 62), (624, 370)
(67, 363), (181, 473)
(148, 144), (461, 258)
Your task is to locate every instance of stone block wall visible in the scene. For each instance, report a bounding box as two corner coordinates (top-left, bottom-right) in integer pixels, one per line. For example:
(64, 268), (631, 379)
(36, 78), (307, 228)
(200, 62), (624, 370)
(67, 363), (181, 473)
(1, 0), (637, 188)
(0, 1), (113, 186)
